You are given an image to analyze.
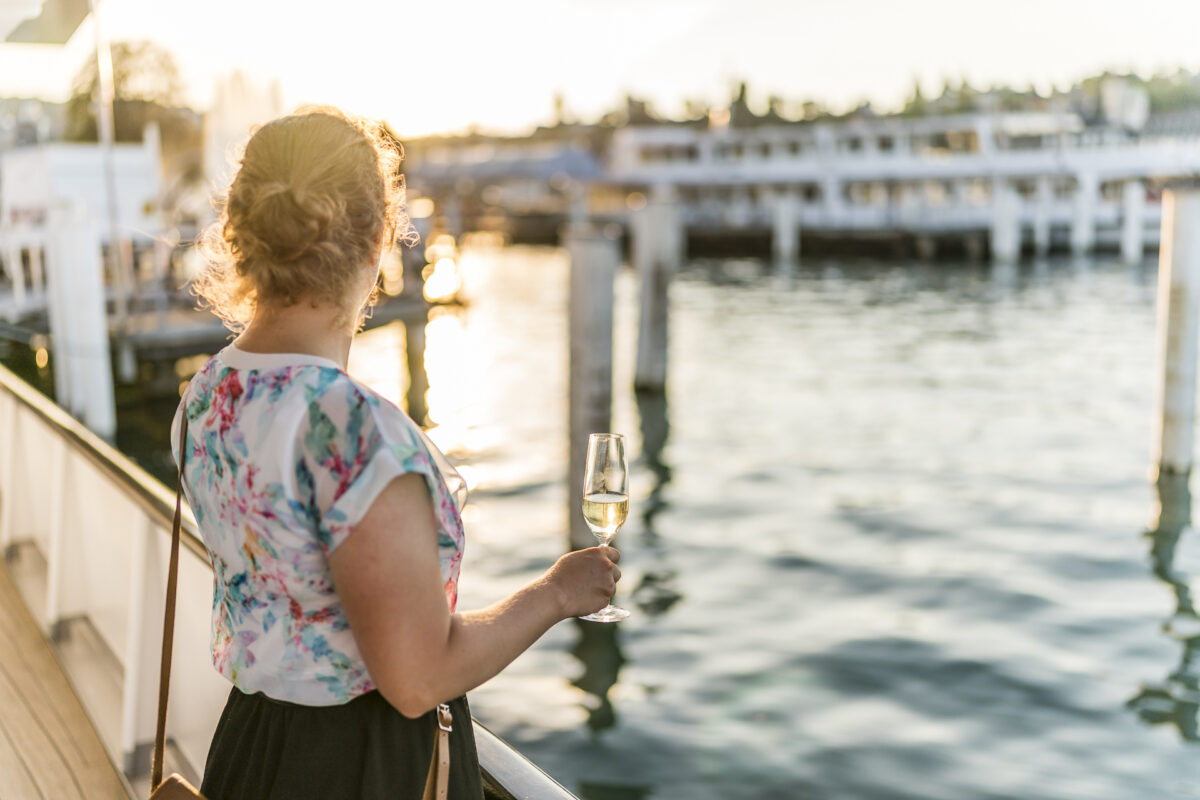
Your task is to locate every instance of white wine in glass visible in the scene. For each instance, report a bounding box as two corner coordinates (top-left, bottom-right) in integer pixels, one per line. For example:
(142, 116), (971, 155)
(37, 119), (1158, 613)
(581, 492), (628, 542)
(580, 433), (630, 622)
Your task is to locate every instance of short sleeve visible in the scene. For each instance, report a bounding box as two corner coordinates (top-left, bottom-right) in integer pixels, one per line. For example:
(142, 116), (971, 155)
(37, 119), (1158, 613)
(298, 377), (439, 555)
(169, 401), (183, 469)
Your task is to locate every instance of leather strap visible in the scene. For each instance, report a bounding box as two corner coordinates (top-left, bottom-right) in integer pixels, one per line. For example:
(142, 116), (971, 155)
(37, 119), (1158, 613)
(422, 703), (453, 800)
(152, 415), (189, 790)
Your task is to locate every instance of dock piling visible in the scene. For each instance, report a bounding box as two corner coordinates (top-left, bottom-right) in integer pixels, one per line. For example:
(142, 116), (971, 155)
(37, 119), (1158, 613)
(772, 190), (800, 263)
(404, 314), (429, 426)
(566, 222), (619, 550)
(1153, 186), (1200, 476)
(990, 181), (1020, 263)
(633, 185), (680, 393)
(1070, 173), (1098, 257)
(46, 200), (117, 439)
(1122, 180), (1147, 266)
(1032, 177), (1052, 257)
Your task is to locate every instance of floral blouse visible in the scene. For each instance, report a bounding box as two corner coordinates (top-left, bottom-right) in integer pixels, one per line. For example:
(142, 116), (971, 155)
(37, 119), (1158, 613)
(170, 343), (467, 706)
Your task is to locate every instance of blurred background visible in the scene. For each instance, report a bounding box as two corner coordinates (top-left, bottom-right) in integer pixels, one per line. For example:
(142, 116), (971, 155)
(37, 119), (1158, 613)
(4, 1), (1200, 798)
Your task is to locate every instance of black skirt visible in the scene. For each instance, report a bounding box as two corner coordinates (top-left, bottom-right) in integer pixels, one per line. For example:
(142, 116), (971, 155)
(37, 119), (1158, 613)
(200, 687), (484, 800)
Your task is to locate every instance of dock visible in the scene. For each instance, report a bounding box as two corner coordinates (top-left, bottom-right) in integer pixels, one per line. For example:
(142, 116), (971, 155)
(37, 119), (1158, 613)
(0, 558), (129, 799)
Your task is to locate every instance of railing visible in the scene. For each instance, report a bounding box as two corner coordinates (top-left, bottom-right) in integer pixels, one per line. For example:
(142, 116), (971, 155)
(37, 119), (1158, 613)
(0, 227), (48, 323)
(0, 361), (575, 800)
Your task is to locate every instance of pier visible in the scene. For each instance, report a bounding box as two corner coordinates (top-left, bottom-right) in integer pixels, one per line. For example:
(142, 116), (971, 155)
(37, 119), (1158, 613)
(606, 112), (1183, 259)
(408, 109), (1200, 261)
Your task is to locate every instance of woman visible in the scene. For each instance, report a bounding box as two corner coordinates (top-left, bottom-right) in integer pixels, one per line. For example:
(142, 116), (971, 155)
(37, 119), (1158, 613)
(171, 106), (621, 799)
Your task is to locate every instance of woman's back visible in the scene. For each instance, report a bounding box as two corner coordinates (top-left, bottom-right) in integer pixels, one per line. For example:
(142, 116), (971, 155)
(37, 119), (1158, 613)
(172, 342), (465, 705)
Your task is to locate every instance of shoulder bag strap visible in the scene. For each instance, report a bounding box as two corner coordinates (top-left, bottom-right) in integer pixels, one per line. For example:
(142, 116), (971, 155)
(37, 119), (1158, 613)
(152, 414), (189, 790)
(422, 703), (453, 800)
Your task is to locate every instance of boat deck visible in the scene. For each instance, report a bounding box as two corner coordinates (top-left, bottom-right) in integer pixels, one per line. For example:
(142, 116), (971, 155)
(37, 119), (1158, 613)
(0, 560), (129, 799)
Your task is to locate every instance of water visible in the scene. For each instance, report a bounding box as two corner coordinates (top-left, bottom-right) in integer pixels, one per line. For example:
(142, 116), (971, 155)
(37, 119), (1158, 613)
(104, 247), (1200, 798)
(343, 248), (1200, 800)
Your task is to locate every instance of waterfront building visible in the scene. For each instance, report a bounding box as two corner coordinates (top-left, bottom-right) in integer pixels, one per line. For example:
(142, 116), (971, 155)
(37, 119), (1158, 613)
(407, 85), (1200, 262)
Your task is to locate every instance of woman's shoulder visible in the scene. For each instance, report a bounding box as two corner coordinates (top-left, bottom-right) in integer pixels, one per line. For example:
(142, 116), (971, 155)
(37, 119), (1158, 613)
(180, 352), (361, 412)
(296, 369), (425, 452)
(177, 347), (413, 428)
(173, 355), (429, 473)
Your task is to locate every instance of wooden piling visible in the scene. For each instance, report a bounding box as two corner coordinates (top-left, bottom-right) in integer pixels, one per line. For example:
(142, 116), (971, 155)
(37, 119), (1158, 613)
(914, 235), (937, 261)
(632, 186), (679, 393)
(1154, 186), (1200, 476)
(401, 215), (432, 300)
(566, 222), (619, 551)
(1070, 173), (1098, 257)
(1122, 180), (1146, 266)
(1032, 177), (1052, 257)
(772, 190), (800, 263)
(404, 313), (429, 427)
(46, 200), (116, 439)
(990, 181), (1020, 263)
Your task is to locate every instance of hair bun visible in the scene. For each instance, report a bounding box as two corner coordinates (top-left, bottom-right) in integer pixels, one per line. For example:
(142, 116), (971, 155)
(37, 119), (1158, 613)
(242, 182), (337, 263)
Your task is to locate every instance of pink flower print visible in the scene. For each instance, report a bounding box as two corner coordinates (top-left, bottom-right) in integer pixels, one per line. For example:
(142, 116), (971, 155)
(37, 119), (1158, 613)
(212, 370), (244, 434)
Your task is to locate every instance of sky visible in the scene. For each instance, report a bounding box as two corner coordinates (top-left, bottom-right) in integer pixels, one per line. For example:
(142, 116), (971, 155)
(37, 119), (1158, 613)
(2, 0), (1200, 138)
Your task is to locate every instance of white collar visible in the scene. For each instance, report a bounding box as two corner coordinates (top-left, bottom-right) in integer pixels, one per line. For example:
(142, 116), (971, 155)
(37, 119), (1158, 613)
(218, 341), (343, 372)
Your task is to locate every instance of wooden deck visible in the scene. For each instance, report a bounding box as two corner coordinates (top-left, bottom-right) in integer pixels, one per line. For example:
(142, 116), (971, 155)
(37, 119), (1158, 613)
(0, 561), (129, 799)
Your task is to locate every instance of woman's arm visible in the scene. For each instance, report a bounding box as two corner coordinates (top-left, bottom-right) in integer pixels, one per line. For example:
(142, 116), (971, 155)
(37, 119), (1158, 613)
(329, 473), (621, 718)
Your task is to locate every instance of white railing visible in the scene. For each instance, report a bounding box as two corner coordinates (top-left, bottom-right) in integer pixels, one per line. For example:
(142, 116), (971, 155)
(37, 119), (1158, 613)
(0, 361), (576, 800)
(0, 227), (48, 323)
(0, 361), (226, 780)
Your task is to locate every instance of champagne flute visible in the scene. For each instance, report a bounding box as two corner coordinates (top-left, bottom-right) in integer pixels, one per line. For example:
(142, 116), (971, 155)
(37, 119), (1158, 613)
(579, 433), (630, 622)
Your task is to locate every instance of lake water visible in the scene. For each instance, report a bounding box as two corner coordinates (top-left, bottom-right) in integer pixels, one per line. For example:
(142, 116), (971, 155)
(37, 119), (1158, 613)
(332, 246), (1199, 800)
(44, 244), (1186, 799)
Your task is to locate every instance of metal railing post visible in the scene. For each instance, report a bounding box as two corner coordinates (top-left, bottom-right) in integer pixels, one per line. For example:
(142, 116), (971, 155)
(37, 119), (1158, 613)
(0, 394), (15, 553)
(44, 435), (69, 640)
(121, 514), (161, 777)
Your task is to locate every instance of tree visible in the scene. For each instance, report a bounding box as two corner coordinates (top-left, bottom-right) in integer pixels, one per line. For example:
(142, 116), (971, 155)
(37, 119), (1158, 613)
(901, 77), (928, 117)
(65, 40), (184, 142)
(1144, 68), (1200, 113)
(801, 100), (826, 121)
(956, 77), (978, 112)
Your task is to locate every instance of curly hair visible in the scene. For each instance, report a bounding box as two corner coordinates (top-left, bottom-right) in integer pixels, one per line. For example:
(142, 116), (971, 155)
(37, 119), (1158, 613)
(193, 106), (417, 332)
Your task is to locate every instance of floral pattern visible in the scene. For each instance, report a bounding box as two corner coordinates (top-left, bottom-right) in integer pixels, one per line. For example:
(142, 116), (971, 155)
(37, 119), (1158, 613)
(170, 345), (466, 705)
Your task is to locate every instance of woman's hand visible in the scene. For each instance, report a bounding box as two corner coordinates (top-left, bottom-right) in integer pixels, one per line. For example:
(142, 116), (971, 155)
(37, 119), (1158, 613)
(544, 546), (622, 619)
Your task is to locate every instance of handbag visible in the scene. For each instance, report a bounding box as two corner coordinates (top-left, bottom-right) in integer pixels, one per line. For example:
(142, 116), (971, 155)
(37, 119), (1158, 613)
(151, 416), (454, 799)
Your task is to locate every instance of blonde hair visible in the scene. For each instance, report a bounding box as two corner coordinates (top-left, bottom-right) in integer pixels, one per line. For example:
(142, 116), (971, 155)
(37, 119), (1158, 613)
(193, 106), (417, 332)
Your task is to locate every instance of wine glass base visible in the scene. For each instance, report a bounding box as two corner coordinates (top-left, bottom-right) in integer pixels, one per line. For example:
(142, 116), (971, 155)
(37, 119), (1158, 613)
(579, 605), (630, 623)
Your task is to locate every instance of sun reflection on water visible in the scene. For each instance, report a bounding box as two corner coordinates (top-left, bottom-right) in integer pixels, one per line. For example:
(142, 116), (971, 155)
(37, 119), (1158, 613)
(422, 307), (473, 456)
(347, 322), (406, 410)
